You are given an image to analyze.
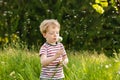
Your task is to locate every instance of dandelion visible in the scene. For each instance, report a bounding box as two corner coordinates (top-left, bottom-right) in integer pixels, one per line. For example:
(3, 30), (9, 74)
(58, 36), (63, 42)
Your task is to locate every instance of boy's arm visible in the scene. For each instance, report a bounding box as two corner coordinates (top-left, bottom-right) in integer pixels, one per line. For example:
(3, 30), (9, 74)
(40, 54), (57, 67)
(58, 55), (68, 67)
(40, 49), (64, 67)
(62, 55), (69, 65)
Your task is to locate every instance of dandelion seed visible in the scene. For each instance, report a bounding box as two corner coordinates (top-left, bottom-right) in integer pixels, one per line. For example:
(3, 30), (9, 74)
(47, 9), (50, 12)
(1, 61), (5, 64)
(117, 71), (120, 75)
(65, 31), (69, 35)
(114, 59), (119, 62)
(74, 15), (77, 18)
(105, 65), (109, 68)
(5, 33), (8, 36)
(16, 15), (19, 18)
(0, 0), (3, 4)
(97, 31), (100, 34)
(3, 13), (6, 16)
(4, 2), (7, 5)
(109, 64), (112, 67)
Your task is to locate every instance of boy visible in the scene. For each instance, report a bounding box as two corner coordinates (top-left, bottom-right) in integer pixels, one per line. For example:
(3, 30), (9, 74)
(39, 19), (68, 80)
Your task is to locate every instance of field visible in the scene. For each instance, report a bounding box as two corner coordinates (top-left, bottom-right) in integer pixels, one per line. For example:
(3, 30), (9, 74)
(0, 47), (120, 80)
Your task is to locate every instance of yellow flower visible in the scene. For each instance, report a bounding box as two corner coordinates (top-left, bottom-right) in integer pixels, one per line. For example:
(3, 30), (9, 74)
(92, 4), (104, 14)
(11, 34), (19, 42)
(100, 2), (108, 7)
(95, 0), (100, 3)
(4, 37), (9, 43)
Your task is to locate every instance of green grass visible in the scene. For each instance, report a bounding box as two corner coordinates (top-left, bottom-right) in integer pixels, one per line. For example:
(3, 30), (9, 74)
(0, 47), (40, 80)
(65, 51), (120, 80)
(0, 47), (120, 80)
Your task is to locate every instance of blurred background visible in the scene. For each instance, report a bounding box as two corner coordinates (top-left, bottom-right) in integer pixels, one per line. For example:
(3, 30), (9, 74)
(0, 0), (120, 56)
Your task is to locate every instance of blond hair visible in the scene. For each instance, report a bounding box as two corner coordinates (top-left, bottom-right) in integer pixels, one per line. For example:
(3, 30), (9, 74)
(39, 19), (60, 34)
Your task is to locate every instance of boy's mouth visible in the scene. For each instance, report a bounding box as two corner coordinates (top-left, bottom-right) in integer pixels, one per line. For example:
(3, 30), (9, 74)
(53, 38), (57, 40)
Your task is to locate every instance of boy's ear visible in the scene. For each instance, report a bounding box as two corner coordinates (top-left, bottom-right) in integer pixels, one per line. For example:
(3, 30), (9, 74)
(43, 33), (46, 38)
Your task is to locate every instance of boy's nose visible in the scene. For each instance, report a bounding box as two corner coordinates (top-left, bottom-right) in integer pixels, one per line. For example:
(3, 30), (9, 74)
(54, 34), (57, 37)
(54, 33), (58, 37)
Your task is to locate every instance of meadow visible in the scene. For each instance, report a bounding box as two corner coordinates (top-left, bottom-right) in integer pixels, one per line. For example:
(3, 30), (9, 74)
(0, 46), (120, 80)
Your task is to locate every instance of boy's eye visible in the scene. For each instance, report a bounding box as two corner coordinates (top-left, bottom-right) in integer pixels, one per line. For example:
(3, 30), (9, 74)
(49, 32), (54, 35)
(48, 32), (59, 35)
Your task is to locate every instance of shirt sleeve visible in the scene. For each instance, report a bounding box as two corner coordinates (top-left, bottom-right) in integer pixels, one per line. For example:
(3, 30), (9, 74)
(60, 43), (66, 56)
(39, 45), (47, 56)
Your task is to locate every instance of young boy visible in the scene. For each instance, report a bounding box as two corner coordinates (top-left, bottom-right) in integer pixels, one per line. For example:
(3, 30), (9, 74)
(39, 19), (68, 80)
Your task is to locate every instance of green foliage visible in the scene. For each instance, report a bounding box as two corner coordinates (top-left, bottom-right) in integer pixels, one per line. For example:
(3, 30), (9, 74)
(0, 0), (120, 56)
(0, 48), (120, 80)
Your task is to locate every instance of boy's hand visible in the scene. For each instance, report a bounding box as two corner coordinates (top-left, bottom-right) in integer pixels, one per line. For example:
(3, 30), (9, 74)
(55, 49), (64, 58)
(58, 59), (68, 68)
(57, 60), (63, 67)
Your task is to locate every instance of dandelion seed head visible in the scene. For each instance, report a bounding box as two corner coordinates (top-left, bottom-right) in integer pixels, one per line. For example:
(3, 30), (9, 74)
(58, 36), (63, 42)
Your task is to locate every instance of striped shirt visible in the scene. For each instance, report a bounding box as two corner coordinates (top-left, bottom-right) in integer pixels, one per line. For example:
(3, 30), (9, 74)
(39, 42), (66, 79)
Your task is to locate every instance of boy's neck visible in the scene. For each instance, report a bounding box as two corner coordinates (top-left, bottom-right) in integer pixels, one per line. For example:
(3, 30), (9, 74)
(46, 42), (58, 46)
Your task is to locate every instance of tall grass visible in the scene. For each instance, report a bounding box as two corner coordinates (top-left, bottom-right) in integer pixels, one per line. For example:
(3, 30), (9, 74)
(0, 47), (40, 80)
(0, 47), (120, 80)
(65, 51), (120, 80)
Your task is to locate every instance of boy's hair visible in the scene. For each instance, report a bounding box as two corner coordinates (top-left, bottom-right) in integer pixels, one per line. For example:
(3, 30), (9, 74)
(39, 19), (60, 34)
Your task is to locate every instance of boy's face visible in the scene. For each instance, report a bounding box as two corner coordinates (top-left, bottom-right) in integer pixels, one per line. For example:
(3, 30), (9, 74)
(43, 26), (60, 45)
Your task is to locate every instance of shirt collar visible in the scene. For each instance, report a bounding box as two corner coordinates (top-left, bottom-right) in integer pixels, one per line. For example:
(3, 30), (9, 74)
(46, 42), (58, 46)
